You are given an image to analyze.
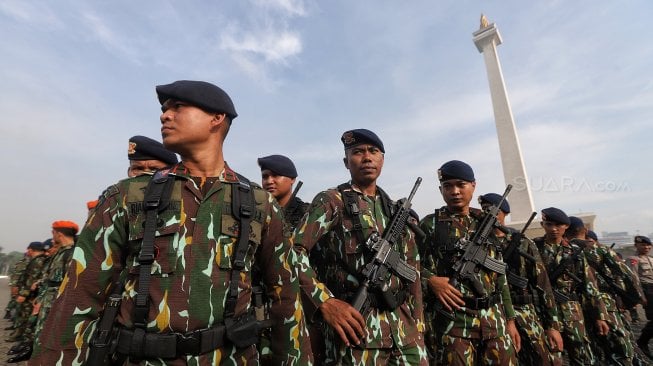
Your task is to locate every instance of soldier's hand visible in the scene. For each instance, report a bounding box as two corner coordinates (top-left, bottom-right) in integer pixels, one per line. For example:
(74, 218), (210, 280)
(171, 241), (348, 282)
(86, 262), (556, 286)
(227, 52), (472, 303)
(32, 302), (41, 315)
(427, 275), (464, 311)
(319, 298), (366, 347)
(506, 319), (521, 353)
(16, 296), (26, 304)
(545, 328), (563, 352)
(11, 287), (18, 297)
(596, 319), (610, 336)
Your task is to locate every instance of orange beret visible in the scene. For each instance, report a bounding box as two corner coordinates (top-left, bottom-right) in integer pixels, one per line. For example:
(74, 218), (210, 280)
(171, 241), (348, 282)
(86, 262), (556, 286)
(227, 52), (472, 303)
(52, 220), (79, 234)
(86, 200), (99, 210)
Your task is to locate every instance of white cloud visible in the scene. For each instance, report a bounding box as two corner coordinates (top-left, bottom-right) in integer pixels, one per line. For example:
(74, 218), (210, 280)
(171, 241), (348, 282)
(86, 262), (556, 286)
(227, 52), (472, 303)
(252, 0), (307, 17)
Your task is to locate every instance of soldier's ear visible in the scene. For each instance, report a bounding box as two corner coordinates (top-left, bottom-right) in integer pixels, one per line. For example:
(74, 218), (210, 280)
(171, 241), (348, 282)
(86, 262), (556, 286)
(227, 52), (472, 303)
(343, 157), (349, 170)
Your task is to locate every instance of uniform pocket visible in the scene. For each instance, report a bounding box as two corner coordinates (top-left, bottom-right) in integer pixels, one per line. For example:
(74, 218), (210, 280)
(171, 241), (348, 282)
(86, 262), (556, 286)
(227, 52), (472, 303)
(128, 211), (181, 276)
(218, 214), (260, 271)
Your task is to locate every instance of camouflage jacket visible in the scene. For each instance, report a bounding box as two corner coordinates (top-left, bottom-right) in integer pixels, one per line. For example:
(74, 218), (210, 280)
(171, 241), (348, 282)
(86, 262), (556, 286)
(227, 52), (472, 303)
(418, 207), (516, 339)
(35, 245), (75, 306)
(499, 232), (561, 331)
(39, 163), (309, 365)
(8, 256), (28, 287)
(534, 237), (608, 321)
(293, 183), (425, 349)
(18, 254), (48, 298)
(584, 243), (644, 311)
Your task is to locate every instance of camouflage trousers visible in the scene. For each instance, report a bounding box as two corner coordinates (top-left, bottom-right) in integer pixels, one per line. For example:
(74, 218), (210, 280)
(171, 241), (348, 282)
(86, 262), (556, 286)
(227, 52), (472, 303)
(436, 334), (517, 366)
(513, 305), (562, 366)
(588, 310), (634, 366)
(31, 344), (261, 366)
(12, 299), (34, 337)
(28, 303), (54, 360)
(323, 329), (428, 365)
(325, 346), (427, 366)
(558, 301), (594, 365)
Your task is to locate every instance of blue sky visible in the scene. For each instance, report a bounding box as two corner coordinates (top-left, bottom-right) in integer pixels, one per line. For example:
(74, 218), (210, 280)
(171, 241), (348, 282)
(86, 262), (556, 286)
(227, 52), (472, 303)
(1, 1), (651, 252)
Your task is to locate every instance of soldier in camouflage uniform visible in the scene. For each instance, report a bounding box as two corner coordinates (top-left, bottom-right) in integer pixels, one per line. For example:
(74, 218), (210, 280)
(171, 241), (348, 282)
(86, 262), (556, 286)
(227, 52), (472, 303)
(33, 80), (310, 365)
(478, 193), (564, 366)
(293, 128), (427, 365)
(127, 135), (178, 178)
(17, 221), (78, 363)
(630, 236), (653, 359)
(6, 242), (47, 344)
(6, 239), (55, 363)
(4, 251), (29, 325)
(258, 154), (309, 234)
(418, 161), (520, 366)
(566, 219), (642, 366)
(535, 208), (610, 366)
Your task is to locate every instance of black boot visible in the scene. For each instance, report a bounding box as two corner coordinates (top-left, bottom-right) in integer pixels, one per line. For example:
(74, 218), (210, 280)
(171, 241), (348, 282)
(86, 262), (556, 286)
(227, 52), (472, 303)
(3, 309), (11, 320)
(4, 324), (15, 330)
(7, 342), (29, 355)
(638, 321), (653, 359)
(7, 344), (32, 363)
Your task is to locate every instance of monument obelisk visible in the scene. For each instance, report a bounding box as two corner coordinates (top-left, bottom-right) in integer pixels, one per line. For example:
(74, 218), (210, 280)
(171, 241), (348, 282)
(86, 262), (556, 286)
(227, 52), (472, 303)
(473, 15), (535, 222)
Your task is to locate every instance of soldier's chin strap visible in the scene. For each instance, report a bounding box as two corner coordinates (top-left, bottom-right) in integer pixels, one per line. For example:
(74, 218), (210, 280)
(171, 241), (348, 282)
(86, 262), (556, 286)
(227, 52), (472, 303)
(131, 169), (174, 359)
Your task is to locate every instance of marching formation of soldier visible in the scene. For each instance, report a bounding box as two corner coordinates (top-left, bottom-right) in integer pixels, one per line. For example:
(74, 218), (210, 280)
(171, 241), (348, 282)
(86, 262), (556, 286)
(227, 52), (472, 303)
(3, 79), (650, 365)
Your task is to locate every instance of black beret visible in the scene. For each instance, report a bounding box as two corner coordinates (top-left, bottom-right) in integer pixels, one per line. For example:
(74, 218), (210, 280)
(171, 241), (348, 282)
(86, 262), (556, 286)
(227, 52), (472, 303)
(128, 136), (178, 165)
(438, 160), (475, 182)
(568, 216), (585, 231)
(478, 193), (510, 213)
(42, 239), (53, 251)
(258, 155), (298, 178)
(587, 230), (598, 241)
(635, 235), (652, 245)
(341, 129), (385, 153)
(541, 207), (570, 225)
(156, 80), (238, 119)
(27, 241), (44, 251)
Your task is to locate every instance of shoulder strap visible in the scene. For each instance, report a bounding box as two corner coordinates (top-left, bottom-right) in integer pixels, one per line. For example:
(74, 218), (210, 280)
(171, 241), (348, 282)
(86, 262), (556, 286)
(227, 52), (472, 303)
(224, 174), (255, 319)
(133, 170), (174, 329)
(337, 183), (366, 245)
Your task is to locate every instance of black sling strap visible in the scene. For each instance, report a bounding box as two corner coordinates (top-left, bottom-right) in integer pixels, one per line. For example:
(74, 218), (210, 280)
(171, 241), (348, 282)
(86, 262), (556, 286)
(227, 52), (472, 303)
(224, 175), (254, 319)
(337, 183), (394, 245)
(131, 170), (174, 359)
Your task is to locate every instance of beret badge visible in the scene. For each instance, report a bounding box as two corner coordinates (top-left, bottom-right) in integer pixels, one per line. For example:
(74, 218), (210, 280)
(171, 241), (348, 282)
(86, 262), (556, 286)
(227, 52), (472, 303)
(342, 131), (356, 145)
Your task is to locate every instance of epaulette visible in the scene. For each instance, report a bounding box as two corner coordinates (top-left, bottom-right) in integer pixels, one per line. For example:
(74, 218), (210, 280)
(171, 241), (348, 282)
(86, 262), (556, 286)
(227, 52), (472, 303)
(97, 185), (120, 207)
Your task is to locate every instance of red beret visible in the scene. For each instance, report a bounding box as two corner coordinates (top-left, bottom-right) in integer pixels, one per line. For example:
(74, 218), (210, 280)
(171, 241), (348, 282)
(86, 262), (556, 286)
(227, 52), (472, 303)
(86, 200), (99, 210)
(52, 220), (79, 234)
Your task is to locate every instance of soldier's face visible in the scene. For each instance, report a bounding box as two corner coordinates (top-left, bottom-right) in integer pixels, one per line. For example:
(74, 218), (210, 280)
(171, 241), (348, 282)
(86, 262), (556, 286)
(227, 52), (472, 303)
(636, 243), (652, 255)
(261, 169), (295, 201)
(541, 221), (568, 243)
(343, 144), (384, 187)
(160, 99), (224, 154)
(439, 179), (475, 213)
(128, 159), (170, 178)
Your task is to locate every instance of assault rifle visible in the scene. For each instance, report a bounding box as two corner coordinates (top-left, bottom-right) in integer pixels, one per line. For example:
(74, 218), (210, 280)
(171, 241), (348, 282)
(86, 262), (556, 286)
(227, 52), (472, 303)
(449, 185), (511, 297)
(284, 181), (303, 214)
(548, 244), (584, 303)
(351, 177), (421, 314)
(586, 255), (642, 308)
(503, 212), (537, 289)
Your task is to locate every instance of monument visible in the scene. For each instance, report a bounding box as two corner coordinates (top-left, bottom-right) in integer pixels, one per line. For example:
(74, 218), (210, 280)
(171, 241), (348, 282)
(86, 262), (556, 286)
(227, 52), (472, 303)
(473, 15), (535, 224)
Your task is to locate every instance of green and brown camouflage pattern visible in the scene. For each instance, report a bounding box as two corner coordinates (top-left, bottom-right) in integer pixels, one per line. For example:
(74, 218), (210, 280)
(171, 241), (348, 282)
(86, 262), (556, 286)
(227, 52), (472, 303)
(584, 243), (637, 365)
(8, 256), (28, 287)
(31, 244), (76, 355)
(536, 237), (609, 365)
(293, 184), (427, 365)
(499, 232), (562, 365)
(35, 163), (310, 365)
(418, 207), (516, 365)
